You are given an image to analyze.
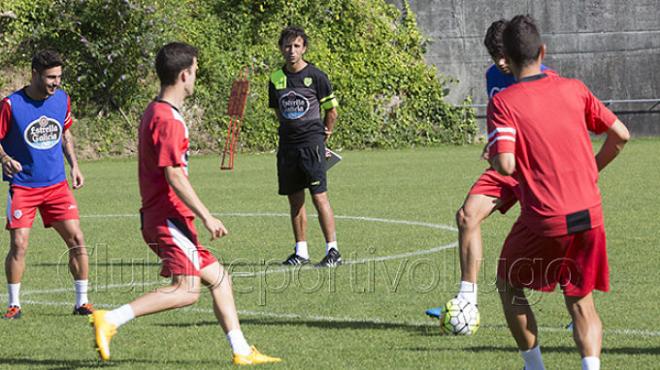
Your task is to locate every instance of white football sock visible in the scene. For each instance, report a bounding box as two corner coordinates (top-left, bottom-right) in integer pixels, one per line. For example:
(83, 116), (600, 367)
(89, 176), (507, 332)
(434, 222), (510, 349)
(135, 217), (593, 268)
(105, 304), (135, 328)
(456, 280), (477, 305)
(295, 241), (309, 259)
(227, 329), (251, 355)
(74, 280), (89, 308)
(520, 345), (545, 370)
(582, 356), (600, 370)
(326, 241), (338, 254)
(8, 283), (20, 307)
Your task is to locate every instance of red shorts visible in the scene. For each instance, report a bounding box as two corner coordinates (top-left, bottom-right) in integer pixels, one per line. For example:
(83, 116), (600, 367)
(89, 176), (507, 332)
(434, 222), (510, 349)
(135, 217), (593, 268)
(141, 215), (217, 277)
(497, 220), (609, 297)
(6, 181), (79, 229)
(468, 169), (519, 214)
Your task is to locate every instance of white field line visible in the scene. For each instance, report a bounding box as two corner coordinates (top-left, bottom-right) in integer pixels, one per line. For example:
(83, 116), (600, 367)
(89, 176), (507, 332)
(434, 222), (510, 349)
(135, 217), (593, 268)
(232, 241), (457, 278)
(19, 299), (660, 338)
(78, 212), (459, 233)
(23, 212), (457, 295)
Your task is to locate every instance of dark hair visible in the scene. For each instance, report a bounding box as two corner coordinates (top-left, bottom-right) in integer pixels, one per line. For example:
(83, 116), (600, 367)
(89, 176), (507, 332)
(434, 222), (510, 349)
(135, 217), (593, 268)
(155, 42), (198, 86)
(503, 15), (543, 67)
(31, 49), (64, 73)
(278, 26), (308, 48)
(484, 19), (508, 59)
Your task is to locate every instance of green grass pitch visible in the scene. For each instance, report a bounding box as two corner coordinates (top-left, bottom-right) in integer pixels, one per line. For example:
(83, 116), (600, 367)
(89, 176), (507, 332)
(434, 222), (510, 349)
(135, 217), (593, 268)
(0, 139), (658, 369)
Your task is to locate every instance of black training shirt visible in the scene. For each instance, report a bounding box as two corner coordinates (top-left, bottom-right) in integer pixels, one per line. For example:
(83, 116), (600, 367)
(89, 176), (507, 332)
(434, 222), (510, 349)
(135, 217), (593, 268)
(269, 63), (338, 148)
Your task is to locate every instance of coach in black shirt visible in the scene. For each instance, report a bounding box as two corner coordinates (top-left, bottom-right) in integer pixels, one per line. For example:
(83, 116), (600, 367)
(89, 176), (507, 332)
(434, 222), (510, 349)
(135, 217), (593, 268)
(268, 26), (341, 268)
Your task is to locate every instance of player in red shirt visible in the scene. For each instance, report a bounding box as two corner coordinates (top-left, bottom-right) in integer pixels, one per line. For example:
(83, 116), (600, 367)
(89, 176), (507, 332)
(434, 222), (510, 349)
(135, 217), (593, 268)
(488, 16), (629, 370)
(89, 42), (280, 366)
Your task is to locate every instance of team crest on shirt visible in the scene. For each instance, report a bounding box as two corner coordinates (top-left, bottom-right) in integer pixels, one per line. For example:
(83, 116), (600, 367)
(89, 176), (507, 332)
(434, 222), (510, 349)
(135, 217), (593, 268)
(279, 91), (310, 120)
(303, 77), (313, 87)
(23, 115), (62, 150)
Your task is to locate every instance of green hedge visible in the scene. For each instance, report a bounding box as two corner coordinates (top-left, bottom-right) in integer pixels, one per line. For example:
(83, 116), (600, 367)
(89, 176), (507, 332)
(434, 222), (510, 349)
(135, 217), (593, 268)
(0, 0), (476, 157)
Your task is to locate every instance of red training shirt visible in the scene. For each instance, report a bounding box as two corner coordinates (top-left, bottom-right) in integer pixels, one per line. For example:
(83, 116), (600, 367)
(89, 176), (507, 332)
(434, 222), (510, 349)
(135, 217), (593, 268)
(487, 74), (617, 236)
(138, 100), (193, 220)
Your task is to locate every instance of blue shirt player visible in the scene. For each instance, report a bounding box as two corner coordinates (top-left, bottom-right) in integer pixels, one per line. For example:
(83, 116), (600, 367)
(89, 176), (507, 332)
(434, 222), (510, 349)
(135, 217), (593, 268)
(486, 61), (551, 99)
(0, 50), (94, 319)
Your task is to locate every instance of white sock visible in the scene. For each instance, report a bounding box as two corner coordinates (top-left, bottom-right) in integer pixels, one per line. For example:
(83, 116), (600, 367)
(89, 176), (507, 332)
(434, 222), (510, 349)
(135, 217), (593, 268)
(326, 241), (338, 254)
(105, 304), (135, 328)
(582, 356), (600, 370)
(456, 280), (478, 305)
(74, 280), (89, 308)
(227, 329), (251, 356)
(8, 283), (20, 307)
(295, 241), (309, 259)
(520, 345), (545, 370)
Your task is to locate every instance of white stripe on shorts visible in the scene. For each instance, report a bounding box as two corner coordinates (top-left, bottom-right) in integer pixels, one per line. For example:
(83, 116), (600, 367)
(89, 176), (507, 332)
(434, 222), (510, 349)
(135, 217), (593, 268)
(166, 219), (201, 272)
(6, 190), (11, 221)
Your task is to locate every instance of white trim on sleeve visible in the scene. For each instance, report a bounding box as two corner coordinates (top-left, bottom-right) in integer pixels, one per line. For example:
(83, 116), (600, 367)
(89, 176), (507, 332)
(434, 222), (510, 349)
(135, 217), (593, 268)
(487, 127), (517, 140)
(486, 136), (516, 151)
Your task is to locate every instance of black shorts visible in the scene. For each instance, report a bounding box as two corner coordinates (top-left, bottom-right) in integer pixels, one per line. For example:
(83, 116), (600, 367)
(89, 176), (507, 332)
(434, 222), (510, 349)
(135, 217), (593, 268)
(277, 144), (327, 195)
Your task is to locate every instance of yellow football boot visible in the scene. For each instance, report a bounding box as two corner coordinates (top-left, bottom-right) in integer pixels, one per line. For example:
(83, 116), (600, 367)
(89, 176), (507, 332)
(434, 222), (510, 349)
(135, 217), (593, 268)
(89, 310), (117, 361)
(232, 346), (282, 366)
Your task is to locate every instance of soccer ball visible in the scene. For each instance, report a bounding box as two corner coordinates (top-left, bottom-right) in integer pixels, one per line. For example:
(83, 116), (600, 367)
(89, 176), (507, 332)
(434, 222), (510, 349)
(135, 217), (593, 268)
(440, 298), (480, 335)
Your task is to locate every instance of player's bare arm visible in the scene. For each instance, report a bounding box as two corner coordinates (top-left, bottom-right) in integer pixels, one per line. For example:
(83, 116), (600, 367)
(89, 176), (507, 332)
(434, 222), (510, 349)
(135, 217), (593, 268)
(62, 129), (84, 189)
(0, 143), (22, 178)
(324, 107), (337, 143)
(595, 119), (629, 172)
(491, 152), (515, 176)
(164, 165), (228, 240)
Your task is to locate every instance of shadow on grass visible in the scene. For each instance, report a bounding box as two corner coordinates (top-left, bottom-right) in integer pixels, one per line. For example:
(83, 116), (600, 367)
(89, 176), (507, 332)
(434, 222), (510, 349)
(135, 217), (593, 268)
(404, 345), (660, 356)
(469, 345), (660, 356)
(0, 357), (112, 369)
(601, 346), (660, 356)
(155, 317), (438, 334)
(0, 357), (222, 369)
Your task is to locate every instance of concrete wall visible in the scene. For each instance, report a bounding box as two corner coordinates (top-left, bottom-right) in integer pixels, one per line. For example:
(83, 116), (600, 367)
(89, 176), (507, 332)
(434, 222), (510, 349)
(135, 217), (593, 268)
(389, 0), (660, 135)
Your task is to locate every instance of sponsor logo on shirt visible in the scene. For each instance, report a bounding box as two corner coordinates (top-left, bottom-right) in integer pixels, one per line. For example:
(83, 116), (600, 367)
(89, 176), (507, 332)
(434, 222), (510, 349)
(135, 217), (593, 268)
(489, 87), (504, 99)
(24, 115), (62, 150)
(279, 91), (310, 120)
